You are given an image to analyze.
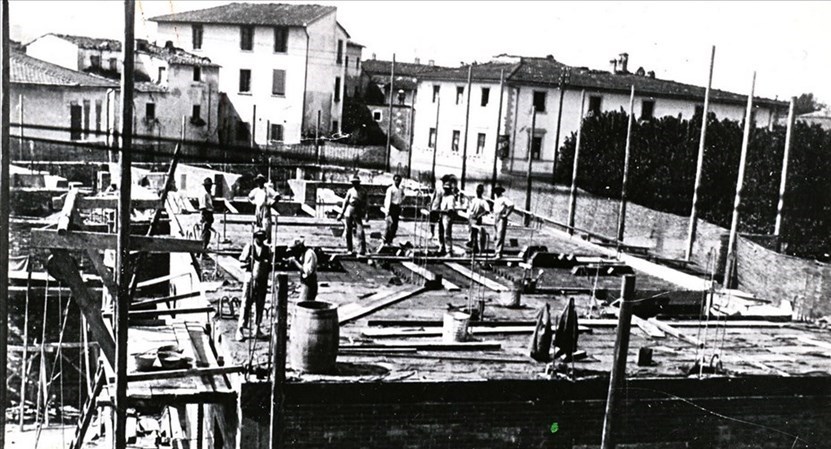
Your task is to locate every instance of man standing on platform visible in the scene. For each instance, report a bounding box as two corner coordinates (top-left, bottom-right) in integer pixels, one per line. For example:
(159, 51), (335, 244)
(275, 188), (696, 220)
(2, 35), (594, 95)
(236, 230), (271, 341)
(383, 174), (404, 246)
(290, 238), (318, 302)
(438, 174), (461, 257)
(198, 177), (214, 251)
(492, 184), (514, 258)
(467, 184), (490, 255)
(337, 173), (367, 255)
(248, 174), (280, 241)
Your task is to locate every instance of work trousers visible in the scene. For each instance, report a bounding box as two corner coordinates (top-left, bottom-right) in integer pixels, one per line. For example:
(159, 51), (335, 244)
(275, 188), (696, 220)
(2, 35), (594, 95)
(299, 273), (318, 302)
(384, 203), (401, 245)
(255, 205), (272, 242)
(439, 214), (453, 255)
(468, 218), (488, 254)
(238, 262), (269, 331)
(344, 215), (367, 255)
(200, 210), (214, 249)
(494, 217), (508, 258)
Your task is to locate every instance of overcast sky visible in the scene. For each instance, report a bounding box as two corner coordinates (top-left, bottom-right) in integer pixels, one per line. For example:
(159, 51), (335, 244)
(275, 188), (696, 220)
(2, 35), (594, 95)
(9, 1), (831, 104)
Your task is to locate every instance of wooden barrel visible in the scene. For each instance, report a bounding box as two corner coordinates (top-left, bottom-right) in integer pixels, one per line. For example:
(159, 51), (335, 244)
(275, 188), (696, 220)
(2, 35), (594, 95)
(289, 301), (339, 374)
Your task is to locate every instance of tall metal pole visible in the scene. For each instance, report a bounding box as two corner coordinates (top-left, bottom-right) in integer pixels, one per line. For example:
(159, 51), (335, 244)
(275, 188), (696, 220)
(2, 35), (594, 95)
(115, 1), (136, 448)
(600, 275), (636, 449)
(725, 72), (756, 287)
(490, 69), (505, 194)
(616, 86), (635, 243)
(524, 106), (537, 226)
(269, 274), (288, 449)
(0, 1), (11, 445)
(685, 45), (716, 261)
(430, 95), (441, 187)
(567, 90), (586, 235)
(460, 64), (473, 190)
(773, 97), (796, 241)
(551, 68), (570, 185)
(385, 54), (395, 172)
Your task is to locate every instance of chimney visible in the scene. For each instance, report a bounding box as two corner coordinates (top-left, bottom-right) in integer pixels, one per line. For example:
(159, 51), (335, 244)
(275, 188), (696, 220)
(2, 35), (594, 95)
(618, 52), (629, 73)
(414, 57), (420, 65)
(372, 53), (376, 60)
(647, 70), (655, 79)
(609, 59), (618, 73)
(546, 54), (555, 61)
(428, 59), (434, 66)
(636, 66), (645, 76)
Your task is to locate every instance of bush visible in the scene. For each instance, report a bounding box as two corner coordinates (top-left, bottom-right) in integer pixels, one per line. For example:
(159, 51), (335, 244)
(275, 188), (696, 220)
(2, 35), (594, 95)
(342, 97), (387, 146)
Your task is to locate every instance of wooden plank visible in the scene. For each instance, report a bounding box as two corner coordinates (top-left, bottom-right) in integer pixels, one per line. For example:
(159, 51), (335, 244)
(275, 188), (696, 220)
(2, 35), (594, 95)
(361, 325), (591, 338)
(444, 262), (508, 292)
(340, 341), (502, 351)
(211, 255), (247, 283)
(57, 188), (80, 235)
(86, 249), (117, 297)
(54, 195), (161, 210)
(103, 306), (214, 319)
(68, 367), (106, 449)
(646, 317), (702, 346)
(132, 291), (201, 308)
(338, 286), (427, 324)
(635, 318), (667, 339)
(31, 229), (204, 253)
(222, 198), (238, 214)
(796, 336), (831, 351)
(127, 365), (245, 382)
(136, 272), (191, 289)
(399, 261), (451, 290)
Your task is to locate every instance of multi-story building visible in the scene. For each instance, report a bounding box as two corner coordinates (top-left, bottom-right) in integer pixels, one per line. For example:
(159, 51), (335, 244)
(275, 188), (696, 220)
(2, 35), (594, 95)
(150, 2), (354, 145)
(344, 41), (364, 100)
(411, 54), (788, 180)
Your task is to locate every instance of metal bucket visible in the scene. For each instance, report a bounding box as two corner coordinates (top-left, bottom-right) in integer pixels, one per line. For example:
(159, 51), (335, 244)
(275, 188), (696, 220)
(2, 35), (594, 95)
(442, 311), (471, 342)
(497, 286), (522, 308)
(289, 301), (339, 374)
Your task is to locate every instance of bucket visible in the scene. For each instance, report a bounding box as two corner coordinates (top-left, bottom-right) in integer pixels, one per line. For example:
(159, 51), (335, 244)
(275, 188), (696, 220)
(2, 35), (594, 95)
(289, 301), (339, 374)
(442, 311), (471, 342)
(497, 286), (522, 308)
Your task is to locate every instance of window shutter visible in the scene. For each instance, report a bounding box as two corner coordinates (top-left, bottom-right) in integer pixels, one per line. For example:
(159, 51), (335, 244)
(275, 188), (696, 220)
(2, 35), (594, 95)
(272, 69), (286, 95)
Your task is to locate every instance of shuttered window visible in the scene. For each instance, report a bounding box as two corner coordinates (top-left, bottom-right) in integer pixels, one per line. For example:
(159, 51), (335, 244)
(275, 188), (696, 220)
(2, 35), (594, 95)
(272, 69), (286, 96)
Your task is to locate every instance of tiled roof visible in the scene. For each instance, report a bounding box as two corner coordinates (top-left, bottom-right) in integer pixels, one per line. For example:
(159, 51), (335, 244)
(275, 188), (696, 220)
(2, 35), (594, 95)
(799, 109), (831, 119)
(422, 56), (786, 108)
(149, 2), (335, 27)
(11, 52), (117, 88)
(137, 40), (219, 67)
(362, 59), (453, 77)
(53, 34), (121, 51)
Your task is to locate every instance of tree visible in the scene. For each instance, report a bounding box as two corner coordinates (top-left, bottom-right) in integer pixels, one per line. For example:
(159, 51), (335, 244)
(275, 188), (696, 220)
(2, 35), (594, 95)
(793, 92), (825, 116)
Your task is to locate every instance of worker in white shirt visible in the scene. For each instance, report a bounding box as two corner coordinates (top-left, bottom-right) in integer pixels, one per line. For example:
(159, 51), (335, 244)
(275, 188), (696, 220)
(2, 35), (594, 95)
(248, 174), (281, 241)
(438, 174), (462, 256)
(383, 174), (404, 245)
(467, 184), (490, 255)
(290, 238), (318, 302)
(492, 183), (514, 258)
(236, 229), (271, 341)
(337, 173), (367, 255)
(198, 177), (214, 250)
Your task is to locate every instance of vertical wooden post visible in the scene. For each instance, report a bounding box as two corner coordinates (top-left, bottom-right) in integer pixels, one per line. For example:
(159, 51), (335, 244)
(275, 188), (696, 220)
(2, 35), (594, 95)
(490, 69), (505, 195)
(617, 86), (635, 243)
(773, 97), (796, 241)
(524, 106), (537, 226)
(315, 110), (321, 166)
(251, 104), (257, 147)
(567, 90), (587, 235)
(551, 68), (570, 185)
(725, 72), (756, 286)
(460, 65), (473, 190)
(19, 255), (32, 430)
(430, 95), (441, 188)
(601, 275), (635, 449)
(270, 274), (289, 449)
(115, 2), (136, 448)
(0, 2), (9, 442)
(685, 45), (716, 261)
(385, 54), (396, 172)
(406, 88), (416, 178)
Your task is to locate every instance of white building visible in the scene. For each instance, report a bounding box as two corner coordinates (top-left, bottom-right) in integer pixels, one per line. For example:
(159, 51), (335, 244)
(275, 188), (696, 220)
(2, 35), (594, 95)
(150, 2), (354, 146)
(411, 54), (788, 181)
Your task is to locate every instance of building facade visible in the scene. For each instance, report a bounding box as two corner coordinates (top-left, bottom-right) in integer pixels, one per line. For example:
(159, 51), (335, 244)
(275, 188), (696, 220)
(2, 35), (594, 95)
(150, 3), (353, 146)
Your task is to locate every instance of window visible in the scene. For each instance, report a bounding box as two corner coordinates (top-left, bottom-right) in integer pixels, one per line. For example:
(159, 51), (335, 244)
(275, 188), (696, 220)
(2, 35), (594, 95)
(157, 67), (166, 83)
(373, 110), (382, 121)
(345, 56), (349, 70)
(481, 87), (490, 107)
(272, 69), (285, 95)
(273, 27), (287, 52)
(334, 77), (341, 102)
(428, 127), (436, 148)
(432, 85), (440, 103)
(332, 120), (339, 133)
(476, 133), (486, 154)
(641, 99), (655, 120)
(240, 26), (254, 51)
(70, 104), (82, 141)
(239, 69), (251, 93)
(588, 95), (602, 117)
(90, 55), (100, 68)
(192, 104), (201, 120)
(83, 100), (90, 138)
(236, 121), (249, 141)
(145, 102), (156, 120)
(336, 39), (343, 64)
(356, 56), (360, 70)
(533, 91), (546, 112)
(94, 100), (102, 134)
(108, 58), (117, 71)
(451, 130), (460, 152)
(193, 66), (202, 82)
(192, 24), (203, 50)
(455, 86), (464, 105)
(531, 136), (542, 160)
(397, 91), (405, 105)
(270, 124), (284, 141)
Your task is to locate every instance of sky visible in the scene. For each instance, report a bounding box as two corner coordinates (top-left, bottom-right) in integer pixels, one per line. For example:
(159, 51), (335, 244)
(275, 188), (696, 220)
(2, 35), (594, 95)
(8, 1), (831, 104)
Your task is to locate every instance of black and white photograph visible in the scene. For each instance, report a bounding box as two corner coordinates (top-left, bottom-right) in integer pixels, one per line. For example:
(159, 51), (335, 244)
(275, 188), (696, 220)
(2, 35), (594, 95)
(0, 1), (829, 448)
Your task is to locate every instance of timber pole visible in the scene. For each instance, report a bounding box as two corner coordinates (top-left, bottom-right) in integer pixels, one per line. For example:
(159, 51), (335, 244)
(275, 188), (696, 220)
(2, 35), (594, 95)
(315, 110), (321, 166)
(616, 85), (635, 243)
(460, 64), (473, 190)
(251, 104), (256, 147)
(115, 1), (136, 449)
(269, 274), (289, 449)
(551, 67), (570, 185)
(430, 95), (441, 187)
(523, 107), (537, 226)
(566, 90), (586, 235)
(600, 275), (635, 449)
(406, 87), (416, 178)
(685, 45), (716, 261)
(725, 71), (756, 287)
(773, 97), (796, 243)
(490, 69), (505, 195)
(385, 54), (395, 172)
(0, 0), (10, 444)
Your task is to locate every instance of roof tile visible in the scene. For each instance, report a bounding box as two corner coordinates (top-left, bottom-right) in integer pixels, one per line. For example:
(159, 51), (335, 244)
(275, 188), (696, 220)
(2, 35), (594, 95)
(149, 2), (336, 27)
(11, 52), (117, 88)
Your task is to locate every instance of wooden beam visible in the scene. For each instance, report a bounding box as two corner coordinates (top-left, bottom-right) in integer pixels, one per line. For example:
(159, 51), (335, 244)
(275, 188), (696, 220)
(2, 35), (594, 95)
(132, 291), (200, 308)
(362, 325), (591, 338)
(340, 341), (502, 351)
(69, 366), (106, 449)
(103, 306), (214, 319)
(444, 262), (508, 292)
(646, 317), (702, 346)
(32, 229), (204, 253)
(126, 365), (244, 382)
(45, 249), (115, 365)
(53, 195), (161, 210)
(339, 286), (427, 324)
(136, 272), (191, 289)
(57, 188), (80, 235)
(399, 261), (447, 290)
(86, 249), (117, 297)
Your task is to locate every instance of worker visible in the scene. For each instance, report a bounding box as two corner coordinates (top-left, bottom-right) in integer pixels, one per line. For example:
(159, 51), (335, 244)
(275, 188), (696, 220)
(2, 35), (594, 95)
(248, 174), (281, 241)
(198, 177), (214, 250)
(383, 174), (404, 246)
(429, 179), (443, 241)
(337, 173), (367, 255)
(492, 183), (514, 258)
(290, 238), (318, 302)
(466, 184), (490, 255)
(236, 229), (272, 341)
(438, 174), (461, 256)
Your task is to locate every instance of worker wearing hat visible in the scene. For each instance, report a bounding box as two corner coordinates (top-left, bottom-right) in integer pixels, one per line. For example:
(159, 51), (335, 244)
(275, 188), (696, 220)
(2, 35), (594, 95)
(492, 183), (514, 258)
(383, 174), (404, 246)
(337, 173), (367, 255)
(248, 173), (281, 242)
(236, 229), (271, 341)
(199, 177), (215, 250)
(290, 238), (318, 302)
(438, 174), (462, 256)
